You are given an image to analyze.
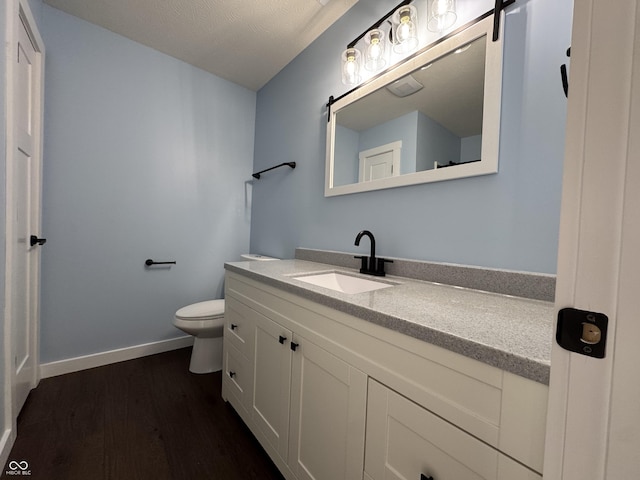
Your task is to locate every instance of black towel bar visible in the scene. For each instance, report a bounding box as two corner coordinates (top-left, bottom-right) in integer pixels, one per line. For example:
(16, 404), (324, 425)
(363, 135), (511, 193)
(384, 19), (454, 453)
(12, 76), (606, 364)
(252, 162), (296, 179)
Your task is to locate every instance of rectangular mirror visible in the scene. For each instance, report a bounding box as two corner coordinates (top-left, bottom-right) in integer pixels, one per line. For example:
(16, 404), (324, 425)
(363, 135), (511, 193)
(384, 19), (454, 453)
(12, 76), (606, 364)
(325, 15), (503, 197)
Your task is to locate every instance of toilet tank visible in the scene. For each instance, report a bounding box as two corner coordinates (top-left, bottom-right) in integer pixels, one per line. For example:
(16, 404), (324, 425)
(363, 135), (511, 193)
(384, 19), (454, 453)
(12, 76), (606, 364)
(240, 254), (279, 261)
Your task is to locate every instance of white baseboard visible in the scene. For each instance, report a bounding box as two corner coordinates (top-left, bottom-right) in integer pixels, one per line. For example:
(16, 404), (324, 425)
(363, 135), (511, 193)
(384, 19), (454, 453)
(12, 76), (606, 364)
(39, 336), (194, 379)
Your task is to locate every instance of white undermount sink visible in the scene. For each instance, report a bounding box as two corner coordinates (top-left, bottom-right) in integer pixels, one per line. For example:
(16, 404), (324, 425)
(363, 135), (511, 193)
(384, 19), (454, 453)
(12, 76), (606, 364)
(293, 272), (394, 294)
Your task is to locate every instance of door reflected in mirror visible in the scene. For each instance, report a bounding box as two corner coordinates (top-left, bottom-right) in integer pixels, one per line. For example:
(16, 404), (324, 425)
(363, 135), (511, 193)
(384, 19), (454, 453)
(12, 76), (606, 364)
(326, 15), (503, 197)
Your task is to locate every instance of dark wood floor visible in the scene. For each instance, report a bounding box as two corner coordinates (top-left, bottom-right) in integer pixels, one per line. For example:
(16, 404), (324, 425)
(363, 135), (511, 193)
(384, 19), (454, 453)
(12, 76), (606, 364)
(2, 348), (284, 480)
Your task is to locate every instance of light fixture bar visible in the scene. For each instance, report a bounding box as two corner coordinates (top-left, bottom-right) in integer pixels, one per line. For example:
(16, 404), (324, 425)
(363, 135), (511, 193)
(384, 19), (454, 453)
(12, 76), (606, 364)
(492, 0), (516, 41)
(346, 0), (412, 49)
(329, 0), (518, 119)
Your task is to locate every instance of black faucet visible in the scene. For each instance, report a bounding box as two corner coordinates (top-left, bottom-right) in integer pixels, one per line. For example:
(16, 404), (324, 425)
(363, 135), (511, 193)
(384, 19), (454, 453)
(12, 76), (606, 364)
(354, 230), (393, 277)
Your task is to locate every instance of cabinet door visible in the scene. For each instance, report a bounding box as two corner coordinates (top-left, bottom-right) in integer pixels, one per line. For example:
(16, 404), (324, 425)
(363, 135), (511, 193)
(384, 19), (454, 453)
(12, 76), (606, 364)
(252, 312), (293, 462)
(288, 335), (367, 480)
(365, 379), (499, 480)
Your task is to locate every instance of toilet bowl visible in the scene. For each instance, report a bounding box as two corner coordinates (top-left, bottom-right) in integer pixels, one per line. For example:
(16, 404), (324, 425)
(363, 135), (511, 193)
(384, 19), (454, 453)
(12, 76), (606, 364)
(173, 300), (225, 374)
(173, 254), (278, 374)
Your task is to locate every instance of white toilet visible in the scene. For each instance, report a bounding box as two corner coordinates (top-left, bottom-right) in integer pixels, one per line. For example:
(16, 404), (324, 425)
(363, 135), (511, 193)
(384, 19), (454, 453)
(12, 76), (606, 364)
(174, 299), (226, 373)
(173, 254), (277, 373)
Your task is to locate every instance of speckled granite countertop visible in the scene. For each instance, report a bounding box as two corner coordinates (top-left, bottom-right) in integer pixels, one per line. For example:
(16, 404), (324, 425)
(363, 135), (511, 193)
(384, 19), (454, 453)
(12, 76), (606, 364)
(225, 259), (554, 385)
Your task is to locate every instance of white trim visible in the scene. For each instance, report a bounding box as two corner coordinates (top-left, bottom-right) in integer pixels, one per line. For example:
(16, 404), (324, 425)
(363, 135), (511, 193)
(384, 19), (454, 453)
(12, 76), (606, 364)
(0, 428), (16, 477)
(544, 0), (640, 478)
(39, 336), (195, 379)
(3, 0), (17, 454)
(20, 0), (45, 395)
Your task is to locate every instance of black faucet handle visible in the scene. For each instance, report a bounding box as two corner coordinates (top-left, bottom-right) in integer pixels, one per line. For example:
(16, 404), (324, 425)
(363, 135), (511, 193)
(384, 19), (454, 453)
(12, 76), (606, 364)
(376, 258), (393, 276)
(354, 255), (369, 274)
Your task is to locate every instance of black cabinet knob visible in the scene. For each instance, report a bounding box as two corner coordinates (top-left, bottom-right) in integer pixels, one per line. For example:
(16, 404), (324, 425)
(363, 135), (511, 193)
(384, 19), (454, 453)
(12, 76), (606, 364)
(279, 335), (287, 344)
(290, 342), (299, 352)
(229, 371), (236, 378)
(230, 324), (238, 330)
(420, 474), (433, 480)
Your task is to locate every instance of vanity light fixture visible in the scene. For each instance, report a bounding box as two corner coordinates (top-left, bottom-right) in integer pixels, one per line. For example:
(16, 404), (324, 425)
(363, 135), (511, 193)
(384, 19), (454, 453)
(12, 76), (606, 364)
(364, 29), (386, 71)
(341, 47), (362, 85)
(427, 0), (457, 32)
(338, 0), (413, 85)
(392, 5), (419, 54)
(329, 0), (518, 122)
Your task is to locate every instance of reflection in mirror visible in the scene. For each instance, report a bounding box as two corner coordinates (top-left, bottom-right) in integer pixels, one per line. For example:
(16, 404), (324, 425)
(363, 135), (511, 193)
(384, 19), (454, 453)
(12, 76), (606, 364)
(334, 36), (485, 186)
(325, 15), (503, 197)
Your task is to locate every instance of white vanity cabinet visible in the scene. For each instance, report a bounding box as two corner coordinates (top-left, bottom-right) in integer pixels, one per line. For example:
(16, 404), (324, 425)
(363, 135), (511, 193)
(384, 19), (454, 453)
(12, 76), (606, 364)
(222, 270), (547, 480)
(223, 273), (367, 480)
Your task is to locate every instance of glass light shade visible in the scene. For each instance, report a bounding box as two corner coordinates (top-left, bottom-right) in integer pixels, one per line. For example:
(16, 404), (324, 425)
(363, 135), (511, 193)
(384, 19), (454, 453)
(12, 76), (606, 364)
(341, 48), (362, 86)
(392, 5), (419, 54)
(427, 0), (457, 32)
(364, 29), (387, 71)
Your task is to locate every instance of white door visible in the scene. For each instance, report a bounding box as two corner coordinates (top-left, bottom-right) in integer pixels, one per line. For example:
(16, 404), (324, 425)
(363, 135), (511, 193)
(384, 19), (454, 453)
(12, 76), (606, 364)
(544, 0), (640, 478)
(359, 141), (402, 182)
(6, 1), (45, 416)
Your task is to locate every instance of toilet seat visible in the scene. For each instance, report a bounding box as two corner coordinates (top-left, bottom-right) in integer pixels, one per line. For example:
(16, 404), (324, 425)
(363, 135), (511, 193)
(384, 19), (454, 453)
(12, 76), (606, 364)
(175, 299), (225, 320)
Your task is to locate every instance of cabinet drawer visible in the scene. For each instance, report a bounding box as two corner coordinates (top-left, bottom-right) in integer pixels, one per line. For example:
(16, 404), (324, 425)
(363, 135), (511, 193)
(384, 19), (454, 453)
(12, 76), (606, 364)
(224, 296), (254, 358)
(366, 378), (498, 480)
(222, 341), (251, 415)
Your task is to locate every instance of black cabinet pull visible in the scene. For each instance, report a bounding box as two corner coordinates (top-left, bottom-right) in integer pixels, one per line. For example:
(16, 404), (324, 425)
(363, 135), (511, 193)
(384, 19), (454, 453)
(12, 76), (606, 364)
(230, 324), (238, 330)
(290, 342), (299, 351)
(420, 475), (433, 480)
(229, 371), (236, 378)
(279, 335), (287, 344)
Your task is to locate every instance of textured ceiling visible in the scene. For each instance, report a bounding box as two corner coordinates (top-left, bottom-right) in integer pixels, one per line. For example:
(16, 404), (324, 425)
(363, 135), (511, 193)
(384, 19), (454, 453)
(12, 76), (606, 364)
(43, 0), (358, 91)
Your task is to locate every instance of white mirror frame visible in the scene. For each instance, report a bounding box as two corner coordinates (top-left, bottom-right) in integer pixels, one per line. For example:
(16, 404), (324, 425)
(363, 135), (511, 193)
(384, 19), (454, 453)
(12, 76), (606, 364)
(325, 14), (504, 197)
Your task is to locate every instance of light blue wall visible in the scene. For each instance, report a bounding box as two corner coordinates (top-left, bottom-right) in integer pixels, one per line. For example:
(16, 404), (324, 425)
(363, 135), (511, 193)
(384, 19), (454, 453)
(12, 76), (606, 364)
(251, 0), (572, 274)
(416, 111), (460, 170)
(38, 5), (256, 363)
(461, 134), (482, 163)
